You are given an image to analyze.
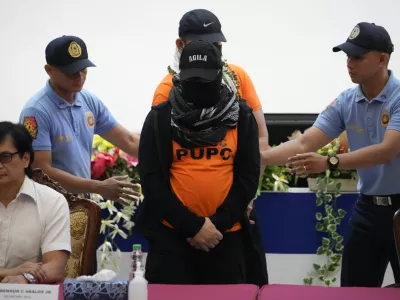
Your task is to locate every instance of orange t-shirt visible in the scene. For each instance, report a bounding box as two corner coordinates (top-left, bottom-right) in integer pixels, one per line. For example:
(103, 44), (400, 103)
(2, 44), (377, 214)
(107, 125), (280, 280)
(162, 129), (240, 232)
(152, 64), (262, 112)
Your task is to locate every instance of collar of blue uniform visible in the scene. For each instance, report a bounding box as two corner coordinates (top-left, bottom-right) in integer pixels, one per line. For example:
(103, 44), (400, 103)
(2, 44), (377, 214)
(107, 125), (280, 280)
(355, 70), (396, 103)
(45, 80), (83, 108)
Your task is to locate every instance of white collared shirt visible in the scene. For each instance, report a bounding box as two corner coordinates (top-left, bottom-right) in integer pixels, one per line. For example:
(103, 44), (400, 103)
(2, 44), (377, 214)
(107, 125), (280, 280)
(0, 176), (71, 269)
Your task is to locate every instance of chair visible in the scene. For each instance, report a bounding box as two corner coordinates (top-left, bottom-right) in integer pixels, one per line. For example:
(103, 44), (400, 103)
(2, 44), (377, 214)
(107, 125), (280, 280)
(385, 209), (400, 288)
(32, 168), (101, 278)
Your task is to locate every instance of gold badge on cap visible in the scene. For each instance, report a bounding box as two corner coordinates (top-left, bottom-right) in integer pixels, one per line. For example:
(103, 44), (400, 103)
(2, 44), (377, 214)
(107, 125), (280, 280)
(348, 25), (360, 40)
(68, 41), (82, 58)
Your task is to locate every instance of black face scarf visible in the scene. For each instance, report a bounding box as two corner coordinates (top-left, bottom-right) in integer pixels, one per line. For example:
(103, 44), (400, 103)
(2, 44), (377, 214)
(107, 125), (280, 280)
(168, 74), (239, 149)
(181, 71), (223, 108)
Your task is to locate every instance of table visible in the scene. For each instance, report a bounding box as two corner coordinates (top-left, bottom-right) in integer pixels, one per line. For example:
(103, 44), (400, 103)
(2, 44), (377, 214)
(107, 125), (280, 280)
(149, 284), (259, 300)
(63, 279), (259, 300)
(258, 284), (400, 300)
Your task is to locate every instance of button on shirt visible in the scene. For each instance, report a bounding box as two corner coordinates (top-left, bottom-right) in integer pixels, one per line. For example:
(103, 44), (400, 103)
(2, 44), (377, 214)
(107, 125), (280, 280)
(0, 176), (71, 269)
(19, 81), (117, 179)
(314, 71), (400, 195)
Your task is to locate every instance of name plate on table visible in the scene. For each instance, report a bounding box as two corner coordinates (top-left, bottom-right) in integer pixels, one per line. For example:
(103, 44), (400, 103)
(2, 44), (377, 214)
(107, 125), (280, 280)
(0, 284), (62, 300)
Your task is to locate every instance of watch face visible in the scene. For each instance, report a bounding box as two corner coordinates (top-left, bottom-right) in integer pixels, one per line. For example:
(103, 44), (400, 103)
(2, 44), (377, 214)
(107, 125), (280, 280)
(330, 156), (339, 165)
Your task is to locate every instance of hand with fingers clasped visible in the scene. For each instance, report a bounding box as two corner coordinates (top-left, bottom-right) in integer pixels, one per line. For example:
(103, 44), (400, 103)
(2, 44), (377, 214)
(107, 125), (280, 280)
(286, 153), (329, 177)
(1, 275), (29, 284)
(97, 175), (141, 204)
(2, 262), (46, 283)
(187, 218), (223, 252)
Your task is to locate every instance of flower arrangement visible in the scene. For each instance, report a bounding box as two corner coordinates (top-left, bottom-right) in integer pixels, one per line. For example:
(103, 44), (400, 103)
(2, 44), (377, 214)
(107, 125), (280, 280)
(91, 135), (142, 270)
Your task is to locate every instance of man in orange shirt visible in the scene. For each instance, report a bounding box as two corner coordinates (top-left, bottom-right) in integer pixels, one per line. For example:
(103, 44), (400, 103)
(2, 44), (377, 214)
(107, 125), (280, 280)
(151, 9), (269, 286)
(137, 41), (260, 284)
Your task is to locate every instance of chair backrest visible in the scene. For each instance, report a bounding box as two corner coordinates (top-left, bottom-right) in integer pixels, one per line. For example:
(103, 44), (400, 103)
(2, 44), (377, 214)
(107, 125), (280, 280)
(394, 209), (400, 268)
(32, 168), (101, 278)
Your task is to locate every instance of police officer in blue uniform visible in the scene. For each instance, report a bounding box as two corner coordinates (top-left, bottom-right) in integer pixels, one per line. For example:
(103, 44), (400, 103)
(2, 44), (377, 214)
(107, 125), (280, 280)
(19, 35), (140, 203)
(262, 22), (400, 286)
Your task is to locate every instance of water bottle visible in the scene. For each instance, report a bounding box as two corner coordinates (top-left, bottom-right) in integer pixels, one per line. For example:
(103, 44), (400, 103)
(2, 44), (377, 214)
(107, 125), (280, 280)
(128, 261), (148, 300)
(129, 244), (143, 281)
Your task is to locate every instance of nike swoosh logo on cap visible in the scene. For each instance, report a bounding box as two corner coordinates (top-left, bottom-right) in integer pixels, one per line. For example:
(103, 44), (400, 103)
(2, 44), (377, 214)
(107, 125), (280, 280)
(203, 22), (214, 27)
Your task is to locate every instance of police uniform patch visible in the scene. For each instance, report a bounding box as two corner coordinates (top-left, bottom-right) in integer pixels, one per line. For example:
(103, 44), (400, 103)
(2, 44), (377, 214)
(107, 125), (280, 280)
(381, 109), (390, 127)
(85, 111), (95, 128)
(68, 41), (82, 58)
(348, 25), (360, 40)
(23, 116), (38, 139)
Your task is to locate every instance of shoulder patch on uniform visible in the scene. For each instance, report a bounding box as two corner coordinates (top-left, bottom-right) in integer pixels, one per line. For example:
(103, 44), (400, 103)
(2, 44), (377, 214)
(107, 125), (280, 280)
(23, 116), (38, 139)
(381, 109), (390, 127)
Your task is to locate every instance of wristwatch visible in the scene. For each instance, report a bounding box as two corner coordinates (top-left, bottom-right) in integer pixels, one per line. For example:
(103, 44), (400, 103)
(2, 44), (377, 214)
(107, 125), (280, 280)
(327, 154), (339, 171)
(23, 273), (36, 284)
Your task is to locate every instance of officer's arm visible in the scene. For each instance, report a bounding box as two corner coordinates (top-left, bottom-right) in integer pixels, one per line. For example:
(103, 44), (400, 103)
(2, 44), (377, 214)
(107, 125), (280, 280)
(32, 151), (102, 194)
(261, 126), (333, 166)
(261, 97), (345, 166)
(101, 124), (140, 158)
(337, 129), (400, 169)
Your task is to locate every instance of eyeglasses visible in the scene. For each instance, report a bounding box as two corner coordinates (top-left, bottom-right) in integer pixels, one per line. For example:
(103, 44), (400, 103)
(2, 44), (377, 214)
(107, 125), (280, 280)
(0, 152), (19, 164)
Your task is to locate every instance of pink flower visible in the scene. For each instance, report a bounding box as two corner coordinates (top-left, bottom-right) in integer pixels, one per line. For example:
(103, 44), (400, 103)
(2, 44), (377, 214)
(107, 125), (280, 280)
(123, 155), (138, 167)
(119, 150), (139, 167)
(91, 152), (118, 179)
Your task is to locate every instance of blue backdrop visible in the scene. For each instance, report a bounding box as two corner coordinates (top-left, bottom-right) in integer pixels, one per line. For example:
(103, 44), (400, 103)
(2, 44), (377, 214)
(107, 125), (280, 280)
(100, 192), (359, 254)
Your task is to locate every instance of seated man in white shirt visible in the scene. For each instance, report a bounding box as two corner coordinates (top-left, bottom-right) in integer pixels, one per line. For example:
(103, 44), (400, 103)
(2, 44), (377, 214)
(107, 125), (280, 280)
(0, 121), (71, 284)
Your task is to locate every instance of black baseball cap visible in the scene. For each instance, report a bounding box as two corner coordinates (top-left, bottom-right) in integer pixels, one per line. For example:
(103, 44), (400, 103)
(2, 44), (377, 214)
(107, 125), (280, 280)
(179, 41), (223, 81)
(45, 36), (96, 75)
(179, 9), (226, 42)
(333, 22), (394, 57)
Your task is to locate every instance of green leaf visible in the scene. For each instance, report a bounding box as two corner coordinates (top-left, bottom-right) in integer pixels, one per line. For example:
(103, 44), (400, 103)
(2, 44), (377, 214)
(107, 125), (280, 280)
(336, 182), (342, 190)
(326, 194), (333, 203)
(317, 247), (326, 255)
(332, 277), (337, 283)
(325, 280), (331, 286)
(315, 212), (323, 220)
(322, 237), (330, 246)
(303, 278), (313, 285)
(326, 249), (333, 256)
(338, 209), (346, 218)
(316, 222), (325, 232)
(327, 224), (337, 232)
(318, 275), (325, 281)
(335, 236), (344, 244)
(316, 198), (323, 206)
(335, 244), (344, 251)
(327, 264), (336, 272)
(313, 264), (321, 271)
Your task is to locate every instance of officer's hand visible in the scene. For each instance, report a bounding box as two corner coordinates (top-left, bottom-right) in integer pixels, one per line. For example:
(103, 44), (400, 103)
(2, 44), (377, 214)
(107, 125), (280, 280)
(286, 152), (328, 177)
(188, 218), (223, 252)
(247, 200), (255, 225)
(97, 176), (141, 204)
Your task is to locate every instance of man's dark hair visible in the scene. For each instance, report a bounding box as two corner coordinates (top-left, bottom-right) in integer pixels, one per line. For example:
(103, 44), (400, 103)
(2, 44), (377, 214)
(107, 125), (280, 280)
(0, 122), (35, 178)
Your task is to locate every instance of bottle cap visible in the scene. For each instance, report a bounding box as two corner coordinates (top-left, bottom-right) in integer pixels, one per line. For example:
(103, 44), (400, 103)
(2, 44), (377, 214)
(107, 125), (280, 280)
(132, 244), (141, 250)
